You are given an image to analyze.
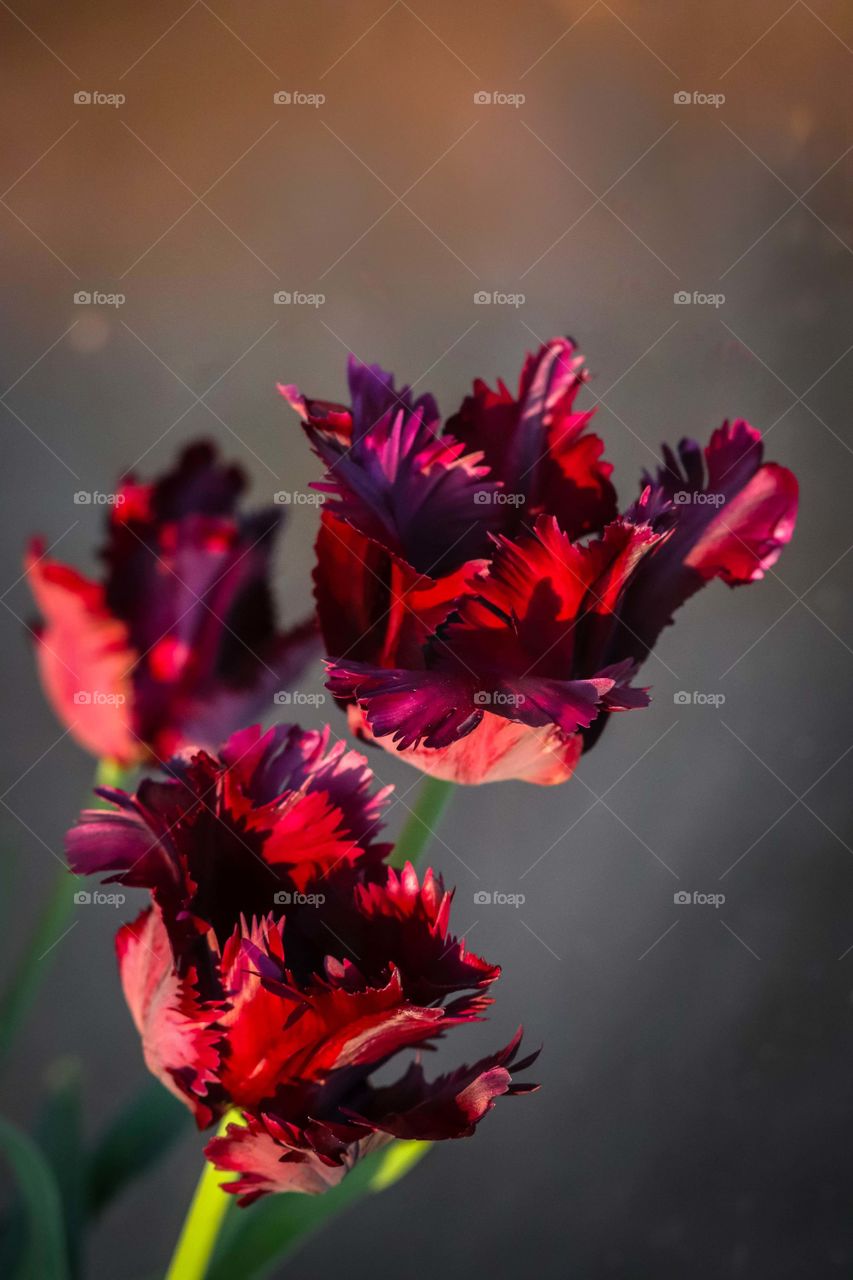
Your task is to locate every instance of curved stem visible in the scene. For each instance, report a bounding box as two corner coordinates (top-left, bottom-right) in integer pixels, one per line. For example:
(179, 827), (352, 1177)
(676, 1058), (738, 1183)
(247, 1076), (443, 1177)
(0, 758), (131, 1067)
(164, 1111), (240, 1280)
(390, 776), (456, 869)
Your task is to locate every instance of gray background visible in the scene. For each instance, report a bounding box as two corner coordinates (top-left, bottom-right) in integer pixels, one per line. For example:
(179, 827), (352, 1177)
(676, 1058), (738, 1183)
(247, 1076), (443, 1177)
(1, 2), (851, 1276)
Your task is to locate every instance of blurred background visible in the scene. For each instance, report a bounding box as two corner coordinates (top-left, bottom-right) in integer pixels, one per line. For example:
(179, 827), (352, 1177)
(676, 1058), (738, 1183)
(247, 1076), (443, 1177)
(1, 1), (851, 1276)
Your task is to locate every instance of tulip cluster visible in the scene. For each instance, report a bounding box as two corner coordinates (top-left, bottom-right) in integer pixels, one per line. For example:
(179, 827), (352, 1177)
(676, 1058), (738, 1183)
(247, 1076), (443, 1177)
(66, 725), (537, 1202)
(21, 334), (799, 1233)
(283, 338), (798, 784)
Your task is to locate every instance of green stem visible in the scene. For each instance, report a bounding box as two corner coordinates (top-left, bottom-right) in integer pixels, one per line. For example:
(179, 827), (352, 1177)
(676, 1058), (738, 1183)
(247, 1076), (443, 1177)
(390, 776), (456, 869)
(207, 1140), (432, 1279)
(165, 1111), (240, 1280)
(0, 758), (131, 1067)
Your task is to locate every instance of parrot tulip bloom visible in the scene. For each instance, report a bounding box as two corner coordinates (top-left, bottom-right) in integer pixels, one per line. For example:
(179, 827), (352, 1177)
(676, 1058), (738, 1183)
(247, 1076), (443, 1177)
(283, 339), (799, 785)
(26, 443), (316, 766)
(65, 724), (537, 1199)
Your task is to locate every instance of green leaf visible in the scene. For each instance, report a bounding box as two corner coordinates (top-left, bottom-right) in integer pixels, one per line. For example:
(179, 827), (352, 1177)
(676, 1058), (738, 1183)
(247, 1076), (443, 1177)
(0, 760), (135, 1070)
(87, 1080), (191, 1217)
(0, 1115), (69, 1280)
(36, 1058), (85, 1278)
(366, 1139), (431, 1191)
(0, 873), (77, 1068)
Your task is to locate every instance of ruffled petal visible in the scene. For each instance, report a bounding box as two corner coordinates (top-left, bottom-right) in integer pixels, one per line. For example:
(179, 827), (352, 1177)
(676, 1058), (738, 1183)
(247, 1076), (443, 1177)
(447, 337), (617, 538)
(117, 907), (223, 1126)
(345, 701), (583, 786)
(617, 421), (799, 664)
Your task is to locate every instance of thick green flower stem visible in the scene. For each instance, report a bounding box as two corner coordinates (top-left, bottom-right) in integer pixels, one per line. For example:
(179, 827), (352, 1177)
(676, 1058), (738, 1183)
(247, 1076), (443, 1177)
(165, 1111), (240, 1280)
(206, 1139), (433, 1278)
(390, 776), (456, 869)
(0, 758), (130, 1067)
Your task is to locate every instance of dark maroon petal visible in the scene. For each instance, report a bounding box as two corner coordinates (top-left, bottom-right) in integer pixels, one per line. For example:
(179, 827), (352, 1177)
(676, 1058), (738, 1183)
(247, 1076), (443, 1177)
(327, 661), (483, 751)
(348, 1029), (539, 1140)
(67, 723), (395, 965)
(351, 863), (502, 1005)
(307, 406), (501, 577)
(280, 356), (439, 445)
(65, 792), (170, 886)
(346, 355), (440, 438)
(616, 421), (799, 665)
(447, 337), (617, 538)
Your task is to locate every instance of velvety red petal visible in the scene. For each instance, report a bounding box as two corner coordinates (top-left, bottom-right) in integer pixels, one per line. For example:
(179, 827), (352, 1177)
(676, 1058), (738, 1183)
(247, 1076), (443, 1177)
(25, 541), (140, 765)
(116, 907), (223, 1126)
